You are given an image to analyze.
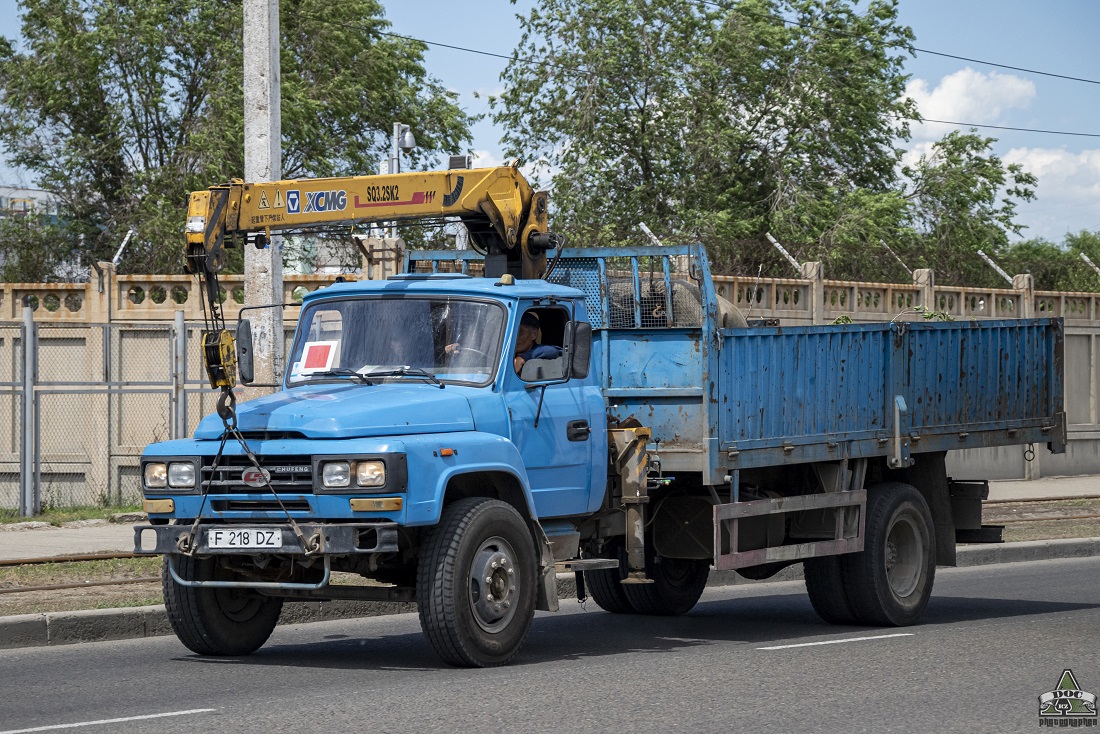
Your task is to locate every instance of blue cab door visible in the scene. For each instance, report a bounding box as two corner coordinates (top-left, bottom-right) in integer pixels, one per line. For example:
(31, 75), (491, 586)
(503, 306), (594, 518)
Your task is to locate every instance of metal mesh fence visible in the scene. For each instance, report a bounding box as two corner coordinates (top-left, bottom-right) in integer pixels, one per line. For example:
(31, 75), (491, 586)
(0, 325), (23, 511)
(36, 391), (109, 508)
(0, 392), (19, 509)
(0, 321), (211, 511)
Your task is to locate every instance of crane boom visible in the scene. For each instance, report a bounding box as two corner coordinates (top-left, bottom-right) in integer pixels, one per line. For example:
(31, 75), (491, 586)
(184, 164), (558, 282)
(182, 163), (561, 391)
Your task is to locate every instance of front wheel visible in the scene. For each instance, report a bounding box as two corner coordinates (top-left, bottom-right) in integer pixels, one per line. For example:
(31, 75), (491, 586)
(416, 498), (538, 667)
(841, 482), (936, 626)
(162, 554), (283, 656)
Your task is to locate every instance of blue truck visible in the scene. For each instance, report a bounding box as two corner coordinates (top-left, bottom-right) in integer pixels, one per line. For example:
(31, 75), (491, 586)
(135, 242), (1064, 667)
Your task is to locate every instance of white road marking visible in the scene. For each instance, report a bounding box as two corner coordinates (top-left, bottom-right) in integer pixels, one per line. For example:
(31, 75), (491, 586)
(758, 633), (914, 650)
(0, 709), (216, 734)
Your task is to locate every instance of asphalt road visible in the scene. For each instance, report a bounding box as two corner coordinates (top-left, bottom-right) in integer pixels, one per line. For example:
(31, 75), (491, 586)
(1, 557), (1097, 734)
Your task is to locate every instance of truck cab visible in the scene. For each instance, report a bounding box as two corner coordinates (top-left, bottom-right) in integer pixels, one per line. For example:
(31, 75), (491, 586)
(137, 273), (606, 666)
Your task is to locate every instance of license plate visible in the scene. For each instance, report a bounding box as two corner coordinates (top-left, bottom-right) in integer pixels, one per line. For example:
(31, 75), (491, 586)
(207, 528), (283, 549)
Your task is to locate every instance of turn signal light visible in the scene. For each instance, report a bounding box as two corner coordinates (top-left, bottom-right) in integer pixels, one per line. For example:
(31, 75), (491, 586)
(350, 497), (403, 512)
(143, 499), (175, 514)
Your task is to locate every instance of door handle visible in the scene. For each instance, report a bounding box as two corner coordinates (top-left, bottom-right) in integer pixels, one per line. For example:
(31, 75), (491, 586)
(567, 420), (591, 442)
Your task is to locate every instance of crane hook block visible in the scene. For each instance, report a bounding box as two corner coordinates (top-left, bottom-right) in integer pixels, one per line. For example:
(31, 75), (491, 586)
(202, 329), (238, 389)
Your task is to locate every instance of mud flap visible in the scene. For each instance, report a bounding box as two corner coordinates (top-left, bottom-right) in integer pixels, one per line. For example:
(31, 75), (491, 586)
(531, 521), (559, 612)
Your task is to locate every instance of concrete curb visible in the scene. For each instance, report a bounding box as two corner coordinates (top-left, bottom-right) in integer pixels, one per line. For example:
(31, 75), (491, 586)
(2, 537), (1098, 651)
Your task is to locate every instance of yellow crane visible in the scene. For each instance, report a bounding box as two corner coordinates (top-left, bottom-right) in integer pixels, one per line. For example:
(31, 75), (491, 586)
(182, 163), (562, 389)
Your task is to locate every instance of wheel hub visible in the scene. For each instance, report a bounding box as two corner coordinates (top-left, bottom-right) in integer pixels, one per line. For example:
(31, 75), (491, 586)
(469, 537), (519, 633)
(884, 514), (922, 598)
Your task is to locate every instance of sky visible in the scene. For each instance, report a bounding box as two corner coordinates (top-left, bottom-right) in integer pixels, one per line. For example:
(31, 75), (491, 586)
(0, 0), (1096, 244)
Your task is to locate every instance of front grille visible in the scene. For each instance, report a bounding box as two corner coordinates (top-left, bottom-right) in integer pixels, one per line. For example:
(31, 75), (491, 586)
(202, 455), (314, 494)
(212, 499), (311, 512)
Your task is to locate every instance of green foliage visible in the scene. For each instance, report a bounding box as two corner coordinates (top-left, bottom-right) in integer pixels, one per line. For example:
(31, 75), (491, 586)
(911, 305), (953, 322)
(0, 215), (74, 281)
(494, 0), (1045, 286)
(901, 130), (1036, 286)
(0, 0), (473, 278)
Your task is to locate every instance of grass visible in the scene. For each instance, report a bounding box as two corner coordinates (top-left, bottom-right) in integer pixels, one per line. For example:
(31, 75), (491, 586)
(0, 556), (161, 588)
(0, 505), (143, 527)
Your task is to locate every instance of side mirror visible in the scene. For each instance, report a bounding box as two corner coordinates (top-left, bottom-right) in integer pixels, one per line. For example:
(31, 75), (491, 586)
(236, 319), (255, 384)
(564, 321), (592, 379)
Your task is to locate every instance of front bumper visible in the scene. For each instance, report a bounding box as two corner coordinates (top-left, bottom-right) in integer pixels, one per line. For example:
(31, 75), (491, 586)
(133, 522), (399, 556)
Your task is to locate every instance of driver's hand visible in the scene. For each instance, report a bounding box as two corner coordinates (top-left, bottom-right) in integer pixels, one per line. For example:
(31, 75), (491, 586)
(514, 356), (525, 373)
(444, 343), (460, 355)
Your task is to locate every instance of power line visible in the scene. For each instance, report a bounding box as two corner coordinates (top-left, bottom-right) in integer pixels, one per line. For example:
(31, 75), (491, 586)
(710, 3), (1100, 86)
(909, 51), (1100, 87)
(917, 119), (1100, 139)
(313, 17), (1100, 139)
(374, 28), (591, 76)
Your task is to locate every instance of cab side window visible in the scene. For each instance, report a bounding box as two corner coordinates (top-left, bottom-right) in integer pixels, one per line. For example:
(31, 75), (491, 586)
(515, 307), (567, 382)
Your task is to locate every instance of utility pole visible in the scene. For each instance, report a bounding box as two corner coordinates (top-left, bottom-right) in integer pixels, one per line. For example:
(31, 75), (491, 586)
(243, 0), (283, 392)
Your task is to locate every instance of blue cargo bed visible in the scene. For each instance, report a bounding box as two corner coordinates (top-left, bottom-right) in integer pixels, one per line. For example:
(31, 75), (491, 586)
(718, 319), (1064, 470)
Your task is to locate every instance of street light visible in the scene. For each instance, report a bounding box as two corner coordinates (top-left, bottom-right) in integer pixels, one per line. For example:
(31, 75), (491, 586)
(389, 123), (416, 237)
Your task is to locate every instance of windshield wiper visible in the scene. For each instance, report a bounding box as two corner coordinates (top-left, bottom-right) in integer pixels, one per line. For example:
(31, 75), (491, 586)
(312, 369), (374, 385)
(364, 366), (445, 388)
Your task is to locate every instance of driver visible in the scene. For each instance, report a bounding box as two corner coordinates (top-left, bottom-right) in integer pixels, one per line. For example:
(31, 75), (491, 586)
(513, 312), (561, 373)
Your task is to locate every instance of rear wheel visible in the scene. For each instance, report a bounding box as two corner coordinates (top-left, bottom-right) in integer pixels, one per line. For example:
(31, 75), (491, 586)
(841, 482), (936, 626)
(803, 556), (857, 624)
(584, 540), (634, 614)
(622, 542), (710, 616)
(416, 498), (537, 667)
(162, 554), (283, 656)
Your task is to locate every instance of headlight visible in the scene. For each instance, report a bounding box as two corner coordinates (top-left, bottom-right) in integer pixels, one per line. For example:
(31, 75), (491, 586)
(356, 461), (385, 487)
(168, 462), (196, 488)
(144, 463), (167, 489)
(322, 461), (351, 488)
(313, 454), (406, 494)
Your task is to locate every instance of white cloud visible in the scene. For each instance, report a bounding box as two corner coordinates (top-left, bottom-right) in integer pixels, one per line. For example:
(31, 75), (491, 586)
(905, 68), (1035, 141)
(470, 149), (505, 168)
(900, 140), (936, 169)
(1002, 147), (1100, 238)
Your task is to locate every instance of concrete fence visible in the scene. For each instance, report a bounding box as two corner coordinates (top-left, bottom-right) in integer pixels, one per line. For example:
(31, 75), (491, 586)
(4, 251), (1100, 512)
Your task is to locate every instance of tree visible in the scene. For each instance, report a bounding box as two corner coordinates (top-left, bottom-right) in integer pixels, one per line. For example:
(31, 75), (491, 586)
(495, 0), (915, 264)
(495, 0), (718, 249)
(999, 238), (1081, 292)
(901, 130), (1036, 286)
(494, 0), (1037, 284)
(0, 0), (473, 278)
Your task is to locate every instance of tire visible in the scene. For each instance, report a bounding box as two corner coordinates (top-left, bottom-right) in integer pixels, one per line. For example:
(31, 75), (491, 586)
(841, 482), (936, 626)
(162, 554), (283, 656)
(416, 498), (538, 667)
(584, 540), (635, 614)
(622, 541), (710, 616)
(803, 556), (857, 624)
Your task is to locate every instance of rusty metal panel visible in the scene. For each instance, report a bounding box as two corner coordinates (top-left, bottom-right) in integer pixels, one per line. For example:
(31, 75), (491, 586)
(905, 320), (1059, 432)
(718, 318), (1063, 468)
(719, 323), (892, 449)
(712, 489), (867, 571)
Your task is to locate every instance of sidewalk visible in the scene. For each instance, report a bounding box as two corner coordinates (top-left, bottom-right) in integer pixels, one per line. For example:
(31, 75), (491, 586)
(986, 475), (1099, 502)
(0, 520), (135, 562)
(0, 475), (1096, 563)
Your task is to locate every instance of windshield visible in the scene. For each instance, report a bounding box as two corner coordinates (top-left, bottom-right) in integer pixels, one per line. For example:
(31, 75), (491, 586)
(287, 296), (506, 386)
